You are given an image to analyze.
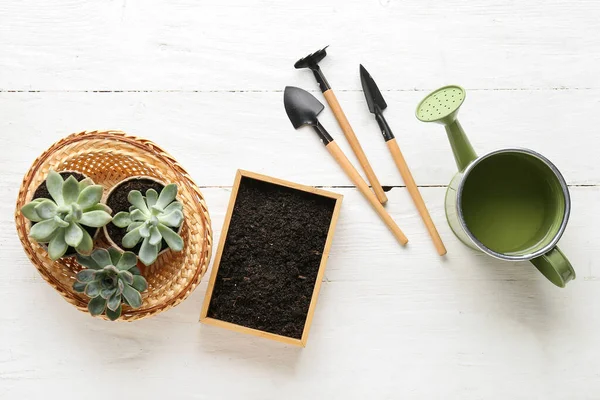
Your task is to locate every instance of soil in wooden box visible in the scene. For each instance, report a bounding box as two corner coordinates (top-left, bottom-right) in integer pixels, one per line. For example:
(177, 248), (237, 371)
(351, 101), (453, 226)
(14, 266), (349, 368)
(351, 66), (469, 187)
(207, 177), (336, 339)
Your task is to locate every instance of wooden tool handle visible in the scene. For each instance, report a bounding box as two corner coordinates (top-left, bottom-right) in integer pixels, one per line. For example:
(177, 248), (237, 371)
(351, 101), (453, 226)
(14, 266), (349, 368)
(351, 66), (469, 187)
(323, 89), (388, 205)
(326, 141), (408, 245)
(386, 138), (446, 255)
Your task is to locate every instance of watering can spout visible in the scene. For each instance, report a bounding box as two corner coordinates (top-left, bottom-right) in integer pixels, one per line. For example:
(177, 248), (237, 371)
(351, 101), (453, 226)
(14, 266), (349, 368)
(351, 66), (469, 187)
(445, 120), (477, 171)
(416, 85), (477, 171)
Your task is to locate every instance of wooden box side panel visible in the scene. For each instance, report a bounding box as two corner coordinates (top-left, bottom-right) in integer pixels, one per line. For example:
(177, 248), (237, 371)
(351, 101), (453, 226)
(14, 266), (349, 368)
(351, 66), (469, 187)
(238, 170), (344, 201)
(199, 170), (243, 319)
(202, 317), (304, 347)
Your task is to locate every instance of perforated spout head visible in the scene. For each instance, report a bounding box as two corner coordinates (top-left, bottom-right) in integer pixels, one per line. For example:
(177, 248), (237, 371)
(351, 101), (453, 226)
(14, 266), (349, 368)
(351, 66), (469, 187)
(416, 85), (465, 125)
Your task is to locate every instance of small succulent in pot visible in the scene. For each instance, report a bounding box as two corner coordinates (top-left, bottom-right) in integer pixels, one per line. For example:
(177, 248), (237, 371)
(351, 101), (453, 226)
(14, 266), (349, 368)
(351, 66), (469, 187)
(111, 184), (184, 266)
(74, 248), (148, 321)
(20, 170), (112, 260)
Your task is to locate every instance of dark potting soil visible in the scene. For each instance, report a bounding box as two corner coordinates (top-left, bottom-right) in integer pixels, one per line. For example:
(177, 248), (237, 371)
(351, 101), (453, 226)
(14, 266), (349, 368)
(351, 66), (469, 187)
(32, 171), (97, 256)
(105, 178), (169, 254)
(207, 177), (337, 339)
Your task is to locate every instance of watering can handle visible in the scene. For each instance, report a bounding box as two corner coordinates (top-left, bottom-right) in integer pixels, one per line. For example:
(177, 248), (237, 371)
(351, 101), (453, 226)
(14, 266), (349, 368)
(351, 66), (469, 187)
(445, 120), (477, 171)
(530, 246), (576, 288)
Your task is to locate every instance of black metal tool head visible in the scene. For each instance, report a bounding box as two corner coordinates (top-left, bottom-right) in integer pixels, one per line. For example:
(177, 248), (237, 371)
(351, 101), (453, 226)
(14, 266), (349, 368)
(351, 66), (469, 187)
(294, 46), (329, 70)
(359, 64), (387, 114)
(284, 86), (325, 128)
(294, 46), (331, 92)
(283, 86), (334, 145)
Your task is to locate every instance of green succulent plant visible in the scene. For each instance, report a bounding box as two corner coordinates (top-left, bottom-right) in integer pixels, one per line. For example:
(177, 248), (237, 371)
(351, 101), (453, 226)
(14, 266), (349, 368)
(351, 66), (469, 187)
(21, 170), (113, 260)
(74, 248), (148, 321)
(112, 184), (184, 266)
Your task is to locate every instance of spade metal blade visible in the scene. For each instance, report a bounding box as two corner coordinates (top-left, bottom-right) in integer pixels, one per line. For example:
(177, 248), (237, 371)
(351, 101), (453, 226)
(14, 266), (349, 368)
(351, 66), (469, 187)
(283, 86), (325, 129)
(359, 64), (387, 114)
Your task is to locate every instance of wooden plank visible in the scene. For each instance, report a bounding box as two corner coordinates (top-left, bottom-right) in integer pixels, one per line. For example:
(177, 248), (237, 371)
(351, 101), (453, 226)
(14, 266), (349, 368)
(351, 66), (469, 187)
(3, 277), (599, 399)
(0, 0), (598, 91)
(1, 89), (599, 187)
(199, 171), (243, 321)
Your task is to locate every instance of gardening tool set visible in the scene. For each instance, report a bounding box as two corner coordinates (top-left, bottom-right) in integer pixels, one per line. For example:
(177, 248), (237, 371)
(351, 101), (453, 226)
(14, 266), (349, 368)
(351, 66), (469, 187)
(285, 46), (575, 288)
(295, 47), (388, 205)
(286, 46), (444, 254)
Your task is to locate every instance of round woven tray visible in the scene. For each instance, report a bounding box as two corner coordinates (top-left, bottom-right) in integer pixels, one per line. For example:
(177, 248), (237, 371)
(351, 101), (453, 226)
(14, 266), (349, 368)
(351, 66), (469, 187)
(15, 130), (212, 321)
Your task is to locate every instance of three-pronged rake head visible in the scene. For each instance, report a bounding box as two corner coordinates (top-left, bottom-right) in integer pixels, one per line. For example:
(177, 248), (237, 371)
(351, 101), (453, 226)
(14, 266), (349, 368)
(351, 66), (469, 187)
(294, 46), (329, 69)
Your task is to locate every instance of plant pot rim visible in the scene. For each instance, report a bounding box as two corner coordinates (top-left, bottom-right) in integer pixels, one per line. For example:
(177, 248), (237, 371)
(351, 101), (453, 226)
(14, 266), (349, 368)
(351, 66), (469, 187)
(102, 175), (184, 260)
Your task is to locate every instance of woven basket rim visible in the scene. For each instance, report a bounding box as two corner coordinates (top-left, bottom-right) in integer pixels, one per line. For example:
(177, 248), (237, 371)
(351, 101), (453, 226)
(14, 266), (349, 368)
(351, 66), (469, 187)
(14, 130), (213, 321)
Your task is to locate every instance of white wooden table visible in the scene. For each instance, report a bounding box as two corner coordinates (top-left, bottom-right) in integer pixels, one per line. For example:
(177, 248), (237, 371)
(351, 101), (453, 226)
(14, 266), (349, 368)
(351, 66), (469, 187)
(2, 1), (599, 399)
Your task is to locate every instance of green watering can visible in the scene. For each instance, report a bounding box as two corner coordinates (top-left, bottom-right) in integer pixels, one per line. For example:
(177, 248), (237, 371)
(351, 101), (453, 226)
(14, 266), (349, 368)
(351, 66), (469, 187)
(416, 86), (575, 288)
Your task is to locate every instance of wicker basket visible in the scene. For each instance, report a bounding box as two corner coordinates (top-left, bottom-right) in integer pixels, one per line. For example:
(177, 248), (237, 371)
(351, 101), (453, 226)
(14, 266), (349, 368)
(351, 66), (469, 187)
(15, 130), (212, 321)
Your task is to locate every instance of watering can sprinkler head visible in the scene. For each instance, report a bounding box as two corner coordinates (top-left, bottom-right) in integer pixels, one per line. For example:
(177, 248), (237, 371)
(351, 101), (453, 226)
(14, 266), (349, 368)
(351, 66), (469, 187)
(416, 85), (465, 126)
(416, 85), (476, 171)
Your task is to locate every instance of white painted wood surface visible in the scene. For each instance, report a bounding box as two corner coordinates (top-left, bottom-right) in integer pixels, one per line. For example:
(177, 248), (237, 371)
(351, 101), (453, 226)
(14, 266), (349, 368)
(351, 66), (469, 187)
(1, 1), (599, 398)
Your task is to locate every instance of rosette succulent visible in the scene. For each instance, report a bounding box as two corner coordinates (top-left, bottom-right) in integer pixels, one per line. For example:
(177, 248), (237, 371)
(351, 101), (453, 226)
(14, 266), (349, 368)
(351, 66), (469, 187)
(112, 184), (184, 266)
(74, 248), (148, 321)
(21, 170), (112, 260)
